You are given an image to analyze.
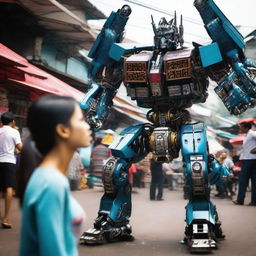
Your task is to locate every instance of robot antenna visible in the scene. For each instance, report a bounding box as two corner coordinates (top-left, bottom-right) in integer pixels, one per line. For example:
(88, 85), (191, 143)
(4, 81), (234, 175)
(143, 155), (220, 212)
(151, 15), (157, 35)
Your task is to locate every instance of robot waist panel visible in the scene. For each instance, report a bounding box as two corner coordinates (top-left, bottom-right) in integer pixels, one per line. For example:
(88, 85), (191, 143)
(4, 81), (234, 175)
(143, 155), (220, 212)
(190, 155), (207, 196)
(181, 122), (208, 157)
(126, 83), (195, 108)
(149, 127), (180, 162)
(181, 123), (209, 196)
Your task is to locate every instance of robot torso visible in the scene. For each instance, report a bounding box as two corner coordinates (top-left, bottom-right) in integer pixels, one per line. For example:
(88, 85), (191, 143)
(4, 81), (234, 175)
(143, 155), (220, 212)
(124, 48), (208, 111)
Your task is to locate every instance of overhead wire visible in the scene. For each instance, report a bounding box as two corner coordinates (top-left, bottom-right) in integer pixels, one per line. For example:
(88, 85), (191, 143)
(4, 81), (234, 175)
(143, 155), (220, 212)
(90, 0), (210, 41)
(124, 0), (204, 25)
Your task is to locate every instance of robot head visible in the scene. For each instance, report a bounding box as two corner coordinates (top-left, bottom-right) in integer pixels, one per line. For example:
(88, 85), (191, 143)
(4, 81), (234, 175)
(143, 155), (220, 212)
(119, 5), (132, 18)
(151, 12), (184, 50)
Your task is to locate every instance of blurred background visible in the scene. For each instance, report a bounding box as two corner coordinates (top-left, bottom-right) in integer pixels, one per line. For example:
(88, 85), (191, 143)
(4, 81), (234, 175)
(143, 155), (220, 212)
(0, 0), (256, 188)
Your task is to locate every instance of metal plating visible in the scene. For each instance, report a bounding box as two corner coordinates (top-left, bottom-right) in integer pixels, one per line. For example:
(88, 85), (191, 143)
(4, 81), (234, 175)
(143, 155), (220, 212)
(80, 0), (256, 252)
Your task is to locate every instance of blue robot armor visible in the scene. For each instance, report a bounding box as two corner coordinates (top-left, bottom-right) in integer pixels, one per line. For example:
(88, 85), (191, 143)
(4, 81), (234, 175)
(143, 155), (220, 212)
(80, 0), (255, 252)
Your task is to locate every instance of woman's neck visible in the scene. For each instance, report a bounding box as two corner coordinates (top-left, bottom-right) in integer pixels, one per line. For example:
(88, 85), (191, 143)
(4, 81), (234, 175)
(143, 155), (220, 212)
(39, 143), (75, 175)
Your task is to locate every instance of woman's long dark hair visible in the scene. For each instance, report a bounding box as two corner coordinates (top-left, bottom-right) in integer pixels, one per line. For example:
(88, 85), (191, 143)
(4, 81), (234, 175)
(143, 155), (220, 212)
(18, 95), (77, 206)
(27, 95), (77, 155)
(17, 135), (42, 206)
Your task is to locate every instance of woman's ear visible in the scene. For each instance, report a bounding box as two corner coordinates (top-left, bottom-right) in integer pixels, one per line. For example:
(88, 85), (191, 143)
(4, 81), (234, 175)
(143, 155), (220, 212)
(55, 124), (71, 139)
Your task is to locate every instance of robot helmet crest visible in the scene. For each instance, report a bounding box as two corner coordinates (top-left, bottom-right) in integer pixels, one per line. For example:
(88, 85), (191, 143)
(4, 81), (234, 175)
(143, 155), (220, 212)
(151, 11), (184, 50)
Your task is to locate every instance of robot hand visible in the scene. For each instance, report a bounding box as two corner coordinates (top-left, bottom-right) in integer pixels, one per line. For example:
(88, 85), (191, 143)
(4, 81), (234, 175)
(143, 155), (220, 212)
(87, 114), (103, 131)
(232, 57), (256, 98)
(80, 82), (112, 130)
(244, 58), (256, 70)
(208, 154), (231, 185)
(214, 64), (256, 115)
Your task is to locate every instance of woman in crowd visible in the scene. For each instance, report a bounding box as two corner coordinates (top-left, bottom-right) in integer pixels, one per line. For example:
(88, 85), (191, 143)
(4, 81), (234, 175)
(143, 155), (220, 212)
(18, 95), (92, 256)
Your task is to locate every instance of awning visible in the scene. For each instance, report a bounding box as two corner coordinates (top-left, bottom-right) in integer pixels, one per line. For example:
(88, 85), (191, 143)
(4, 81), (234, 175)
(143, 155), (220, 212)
(0, 43), (148, 123)
(229, 134), (245, 145)
(0, 43), (85, 101)
(4, 0), (105, 50)
(215, 131), (236, 140)
(237, 118), (256, 125)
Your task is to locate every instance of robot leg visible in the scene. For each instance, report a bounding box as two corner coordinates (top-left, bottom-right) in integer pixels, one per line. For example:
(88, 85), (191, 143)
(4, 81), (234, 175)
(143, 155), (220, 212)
(184, 200), (225, 252)
(180, 122), (225, 252)
(80, 157), (133, 244)
(80, 124), (148, 245)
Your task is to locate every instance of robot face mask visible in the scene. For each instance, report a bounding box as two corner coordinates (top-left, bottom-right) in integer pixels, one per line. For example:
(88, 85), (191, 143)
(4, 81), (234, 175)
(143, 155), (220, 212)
(151, 12), (184, 50)
(119, 5), (132, 18)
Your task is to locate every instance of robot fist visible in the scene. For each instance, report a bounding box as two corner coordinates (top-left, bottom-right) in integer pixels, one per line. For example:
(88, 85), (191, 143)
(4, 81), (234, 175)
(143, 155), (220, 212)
(87, 115), (103, 131)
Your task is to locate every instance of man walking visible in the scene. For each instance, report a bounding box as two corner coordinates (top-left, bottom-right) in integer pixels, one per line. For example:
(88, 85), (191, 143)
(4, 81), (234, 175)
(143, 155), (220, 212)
(0, 112), (22, 228)
(233, 122), (256, 206)
(150, 161), (164, 201)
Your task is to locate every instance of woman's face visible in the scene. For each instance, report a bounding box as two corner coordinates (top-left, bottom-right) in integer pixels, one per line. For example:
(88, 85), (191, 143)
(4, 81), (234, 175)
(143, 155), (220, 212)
(68, 104), (92, 148)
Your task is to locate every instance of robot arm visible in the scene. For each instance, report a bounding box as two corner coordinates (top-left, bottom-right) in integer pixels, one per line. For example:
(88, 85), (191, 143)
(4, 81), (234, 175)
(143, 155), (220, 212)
(208, 154), (231, 186)
(80, 5), (132, 130)
(194, 0), (256, 115)
(80, 81), (117, 129)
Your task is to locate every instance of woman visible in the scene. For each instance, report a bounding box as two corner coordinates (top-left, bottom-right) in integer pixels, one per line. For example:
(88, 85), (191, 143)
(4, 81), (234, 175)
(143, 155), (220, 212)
(19, 95), (91, 256)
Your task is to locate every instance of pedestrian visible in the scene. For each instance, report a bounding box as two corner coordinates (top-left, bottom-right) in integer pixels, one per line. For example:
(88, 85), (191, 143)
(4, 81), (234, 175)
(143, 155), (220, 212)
(233, 122), (256, 206)
(16, 134), (42, 207)
(18, 95), (92, 256)
(150, 161), (164, 201)
(90, 135), (111, 187)
(0, 111), (22, 228)
(163, 159), (183, 191)
(128, 163), (137, 186)
(219, 151), (235, 198)
(133, 162), (146, 188)
(133, 154), (150, 188)
(229, 150), (241, 192)
(214, 151), (227, 199)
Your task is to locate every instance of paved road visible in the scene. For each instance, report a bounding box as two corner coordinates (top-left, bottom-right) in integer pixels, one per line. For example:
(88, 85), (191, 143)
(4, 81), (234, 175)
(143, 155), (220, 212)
(1, 187), (256, 256)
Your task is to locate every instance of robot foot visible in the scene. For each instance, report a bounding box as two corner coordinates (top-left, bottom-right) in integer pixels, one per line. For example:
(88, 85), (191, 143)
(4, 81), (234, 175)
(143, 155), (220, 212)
(189, 238), (217, 252)
(182, 236), (217, 252)
(80, 228), (106, 245)
(184, 222), (220, 252)
(80, 222), (134, 245)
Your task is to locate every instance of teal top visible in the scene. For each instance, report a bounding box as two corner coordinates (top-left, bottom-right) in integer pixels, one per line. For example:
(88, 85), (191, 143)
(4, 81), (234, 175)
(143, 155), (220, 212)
(19, 167), (85, 256)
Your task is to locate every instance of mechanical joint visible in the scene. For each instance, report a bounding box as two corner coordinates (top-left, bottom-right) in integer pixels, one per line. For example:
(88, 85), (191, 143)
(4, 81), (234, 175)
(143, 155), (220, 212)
(102, 157), (118, 195)
(149, 127), (180, 162)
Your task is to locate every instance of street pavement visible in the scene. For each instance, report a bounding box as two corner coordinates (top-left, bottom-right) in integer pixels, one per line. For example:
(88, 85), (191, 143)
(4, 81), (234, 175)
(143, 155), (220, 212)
(1, 186), (256, 256)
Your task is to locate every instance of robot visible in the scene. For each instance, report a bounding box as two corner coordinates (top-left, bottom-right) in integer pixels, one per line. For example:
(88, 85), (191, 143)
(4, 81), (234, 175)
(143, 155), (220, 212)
(80, 0), (256, 252)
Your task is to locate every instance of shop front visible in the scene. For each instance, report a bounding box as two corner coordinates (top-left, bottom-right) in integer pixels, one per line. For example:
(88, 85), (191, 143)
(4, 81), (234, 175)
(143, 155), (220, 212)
(0, 43), (84, 132)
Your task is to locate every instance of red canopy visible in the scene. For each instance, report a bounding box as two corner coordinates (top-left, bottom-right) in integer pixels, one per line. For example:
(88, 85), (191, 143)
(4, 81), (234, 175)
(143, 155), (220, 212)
(237, 118), (256, 125)
(229, 134), (245, 145)
(0, 43), (84, 101)
(0, 44), (149, 123)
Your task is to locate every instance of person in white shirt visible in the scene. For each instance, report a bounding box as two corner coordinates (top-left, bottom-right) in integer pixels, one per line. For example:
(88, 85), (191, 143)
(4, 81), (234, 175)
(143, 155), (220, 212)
(0, 112), (22, 228)
(219, 151), (235, 198)
(233, 122), (256, 206)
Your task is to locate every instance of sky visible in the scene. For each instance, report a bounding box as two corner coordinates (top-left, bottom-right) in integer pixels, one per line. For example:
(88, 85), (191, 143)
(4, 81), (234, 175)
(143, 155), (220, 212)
(88, 0), (256, 46)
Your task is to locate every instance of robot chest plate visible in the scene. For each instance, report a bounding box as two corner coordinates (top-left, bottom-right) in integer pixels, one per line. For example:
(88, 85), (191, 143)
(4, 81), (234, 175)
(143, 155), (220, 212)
(163, 49), (192, 81)
(124, 49), (193, 101)
(124, 51), (153, 83)
(124, 49), (192, 82)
